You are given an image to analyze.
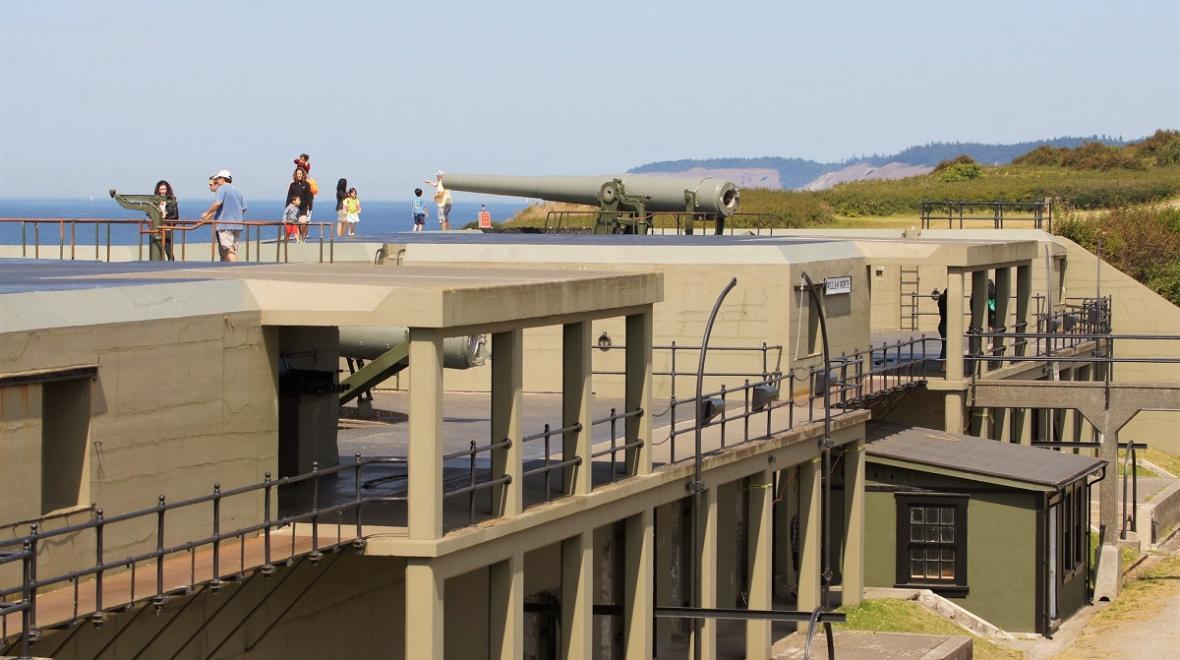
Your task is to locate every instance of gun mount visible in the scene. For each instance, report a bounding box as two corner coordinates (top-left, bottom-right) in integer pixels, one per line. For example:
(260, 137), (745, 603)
(442, 173), (740, 235)
(109, 189), (167, 261)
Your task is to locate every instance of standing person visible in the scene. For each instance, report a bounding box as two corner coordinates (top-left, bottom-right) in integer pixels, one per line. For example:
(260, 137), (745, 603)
(283, 196), (302, 243)
(424, 170), (452, 231)
(287, 167), (313, 241)
(344, 187), (361, 236)
(411, 188), (428, 232)
(154, 180), (178, 261)
(200, 170), (246, 262)
(335, 178), (348, 238)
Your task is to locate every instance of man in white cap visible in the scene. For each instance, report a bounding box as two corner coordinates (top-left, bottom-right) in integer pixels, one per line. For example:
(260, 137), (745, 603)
(200, 169), (247, 262)
(423, 170), (452, 231)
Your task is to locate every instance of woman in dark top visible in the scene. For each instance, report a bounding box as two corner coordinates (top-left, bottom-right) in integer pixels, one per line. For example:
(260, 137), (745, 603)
(287, 168), (313, 240)
(154, 180), (178, 261)
(336, 178), (348, 238)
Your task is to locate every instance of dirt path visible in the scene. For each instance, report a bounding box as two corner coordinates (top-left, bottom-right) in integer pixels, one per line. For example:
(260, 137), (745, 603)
(1052, 539), (1180, 659)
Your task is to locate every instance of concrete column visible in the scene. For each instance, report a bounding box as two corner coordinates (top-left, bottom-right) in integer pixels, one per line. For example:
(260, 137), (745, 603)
(626, 310), (654, 476)
(405, 560), (444, 660)
(1015, 408), (1032, 446)
(562, 531), (594, 659)
(690, 486), (719, 659)
(945, 270), (965, 380)
(409, 328), (444, 539)
(489, 553), (524, 660)
(491, 329), (523, 516)
(969, 270), (989, 377)
(992, 266), (1012, 370)
(746, 470), (773, 660)
(624, 510), (654, 660)
(1099, 420), (1118, 545)
(841, 442), (865, 607)
(1015, 264), (1033, 357)
(797, 458), (822, 630)
(563, 321), (593, 495)
(944, 270), (966, 434)
(996, 407), (1012, 442)
(774, 467), (797, 597)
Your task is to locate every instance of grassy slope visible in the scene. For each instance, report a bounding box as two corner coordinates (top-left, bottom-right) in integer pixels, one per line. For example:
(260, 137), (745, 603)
(835, 599), (1021, 660)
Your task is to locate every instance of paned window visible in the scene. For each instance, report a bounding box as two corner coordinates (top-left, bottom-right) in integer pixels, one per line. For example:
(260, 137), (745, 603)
(896, 496), (967, 590)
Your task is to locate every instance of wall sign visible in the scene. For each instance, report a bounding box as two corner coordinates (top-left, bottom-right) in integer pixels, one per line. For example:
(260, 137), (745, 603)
(824, 276), (852, 295)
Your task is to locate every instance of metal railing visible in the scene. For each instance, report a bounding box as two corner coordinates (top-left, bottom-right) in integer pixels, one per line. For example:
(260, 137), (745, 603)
(919, 199), (1053, 232)
(0, 217), (336, 263)
(541, 210), (819, 235)
(442, 439), (512, 531)
(0, 455), (404, 653)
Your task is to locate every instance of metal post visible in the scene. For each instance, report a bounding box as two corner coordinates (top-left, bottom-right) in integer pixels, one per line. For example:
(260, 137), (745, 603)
(691, 277), (738, 660)
(263, 475), (273, 572)
(95, 509), (104, 615)
(156, 496), (165, 601)
(211, 484), (222, 588)
(799, 272), (834, 611)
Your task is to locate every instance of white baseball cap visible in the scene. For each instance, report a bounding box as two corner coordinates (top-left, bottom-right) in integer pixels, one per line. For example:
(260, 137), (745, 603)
(435, 170), (445, 177)
(211, 169), (233, 180)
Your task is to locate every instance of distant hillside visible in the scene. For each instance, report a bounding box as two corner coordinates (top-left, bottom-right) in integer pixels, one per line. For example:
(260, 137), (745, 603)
(629, 135), (1128, 190)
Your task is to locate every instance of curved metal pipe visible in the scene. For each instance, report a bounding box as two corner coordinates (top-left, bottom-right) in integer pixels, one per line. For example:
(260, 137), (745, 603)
(691, 277), (738, 660)
(800, 272), (834, 610)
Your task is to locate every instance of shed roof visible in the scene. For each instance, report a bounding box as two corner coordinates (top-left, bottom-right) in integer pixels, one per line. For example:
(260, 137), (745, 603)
(866, 423), (1104, 490)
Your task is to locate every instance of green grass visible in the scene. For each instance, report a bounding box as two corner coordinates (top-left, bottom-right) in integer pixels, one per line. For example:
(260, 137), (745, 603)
(1141, 447), (1180, 477)
(835, 599), (1021, 660)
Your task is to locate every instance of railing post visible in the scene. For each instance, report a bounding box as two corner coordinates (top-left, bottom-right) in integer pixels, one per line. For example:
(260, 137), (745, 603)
(354, 454), (364, 546)
(262, 475), (274, 573)
(28, 523), (38, 634)
(311, 462), (321, 562)
(209, 484), (224, 590)
(153, 496), (166, 604)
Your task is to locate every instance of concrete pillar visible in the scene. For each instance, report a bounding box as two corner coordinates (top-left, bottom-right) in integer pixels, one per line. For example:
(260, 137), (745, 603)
(841, 442), (865, 607)
(562, 531), (594, 659)
(690, 486), (719, 659)
(945, 270), (965, 380)
(491, 329), (523, 516)
(1015, 408), (1032, 446)
(563, 321), (593, 495)
(993, 266), (1012, 369)
(1015, 264), (1033, 357)
(944, 270), (966, 434)
(409, 329), (444, 539)
(774, 467), (797, 596)
(626, 310), (654, 476)
(746, 469), (773, 660)
(797, 458), (822, 630)
(624, 510), (654, 660)
(969, 270), (989, 377)
(1099, 420), (1118, 545)
(405, 560), (444, 660)
(489, 553), (524, 660)
(996, 407), (1011, 442)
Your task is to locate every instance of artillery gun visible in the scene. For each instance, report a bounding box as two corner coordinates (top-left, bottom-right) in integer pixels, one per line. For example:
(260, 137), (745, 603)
(109, 189), (168, 260)
(442, 173), (740, 235)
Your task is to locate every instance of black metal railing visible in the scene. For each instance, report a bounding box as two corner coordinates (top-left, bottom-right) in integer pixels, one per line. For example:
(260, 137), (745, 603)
(919, 199), (1053, 232)
(0, 455), (405, 653)
(442, 439), (512, 530)
(658, 336), (935, 464)
(520, 422), (582, 506)
(589, 407), (645, 486)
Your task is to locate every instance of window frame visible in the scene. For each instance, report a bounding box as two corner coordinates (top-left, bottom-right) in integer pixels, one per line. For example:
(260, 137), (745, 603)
(894, 494), (969, 594)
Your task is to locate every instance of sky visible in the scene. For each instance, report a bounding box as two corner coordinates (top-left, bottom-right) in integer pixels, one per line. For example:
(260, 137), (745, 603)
(1, 0), (1177, 200)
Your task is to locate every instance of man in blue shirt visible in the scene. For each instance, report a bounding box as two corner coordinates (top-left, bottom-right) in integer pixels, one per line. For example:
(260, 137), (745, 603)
(200, 169), (247, 262)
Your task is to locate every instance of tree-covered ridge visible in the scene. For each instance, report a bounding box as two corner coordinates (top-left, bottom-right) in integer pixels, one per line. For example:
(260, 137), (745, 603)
(628, 135), (1128, 189)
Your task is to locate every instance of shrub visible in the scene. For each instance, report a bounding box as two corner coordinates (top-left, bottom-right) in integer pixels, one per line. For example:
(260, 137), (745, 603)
(932, 154), (978, 173)
(1013, 145), (1062, 166)
(1147, 260), (1180, 307)
(1059, 142), (1145, 171)
(937, 162), (983, 182)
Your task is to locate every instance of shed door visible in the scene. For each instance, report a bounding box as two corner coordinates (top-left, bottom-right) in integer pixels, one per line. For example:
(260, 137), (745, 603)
(1048, 506), (1058, 620)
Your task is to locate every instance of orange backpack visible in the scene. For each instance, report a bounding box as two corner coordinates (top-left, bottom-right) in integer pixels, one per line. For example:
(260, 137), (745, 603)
(307, 177), (320, 196)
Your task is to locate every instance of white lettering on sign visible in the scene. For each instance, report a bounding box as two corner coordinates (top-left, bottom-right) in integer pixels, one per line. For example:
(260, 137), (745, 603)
(824, 276), (852, 295)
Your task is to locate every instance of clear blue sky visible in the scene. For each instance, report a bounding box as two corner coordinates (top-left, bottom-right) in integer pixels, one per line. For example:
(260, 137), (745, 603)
(1, 0), (1177, 200)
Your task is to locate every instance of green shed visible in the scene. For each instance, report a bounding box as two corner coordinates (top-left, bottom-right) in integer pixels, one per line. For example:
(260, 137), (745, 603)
(859, 424), (1105, 636)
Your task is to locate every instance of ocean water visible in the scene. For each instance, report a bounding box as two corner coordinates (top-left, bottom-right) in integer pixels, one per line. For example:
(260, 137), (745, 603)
(0, 198), (529, 246)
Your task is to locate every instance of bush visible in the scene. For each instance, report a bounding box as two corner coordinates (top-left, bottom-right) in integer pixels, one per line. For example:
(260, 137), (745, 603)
(1129, 129), (1180, 166)
(1147, 260), (1180, 307)
(1012, 145), (1062, 166)
(1059, 142), (1146, 171)
(932, 154), (978, 173)
(937, 162), (983, 182)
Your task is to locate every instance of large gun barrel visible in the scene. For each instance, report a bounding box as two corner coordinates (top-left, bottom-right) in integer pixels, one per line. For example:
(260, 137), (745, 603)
(443, 173), (740, 217)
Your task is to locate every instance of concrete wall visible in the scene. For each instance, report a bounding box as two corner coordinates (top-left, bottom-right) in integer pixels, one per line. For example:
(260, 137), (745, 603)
(862, 464), (1041, 633)
(1054, 236), (1180, 453)
(386, 248), (871, 402)
(0, 313), (278, 589)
